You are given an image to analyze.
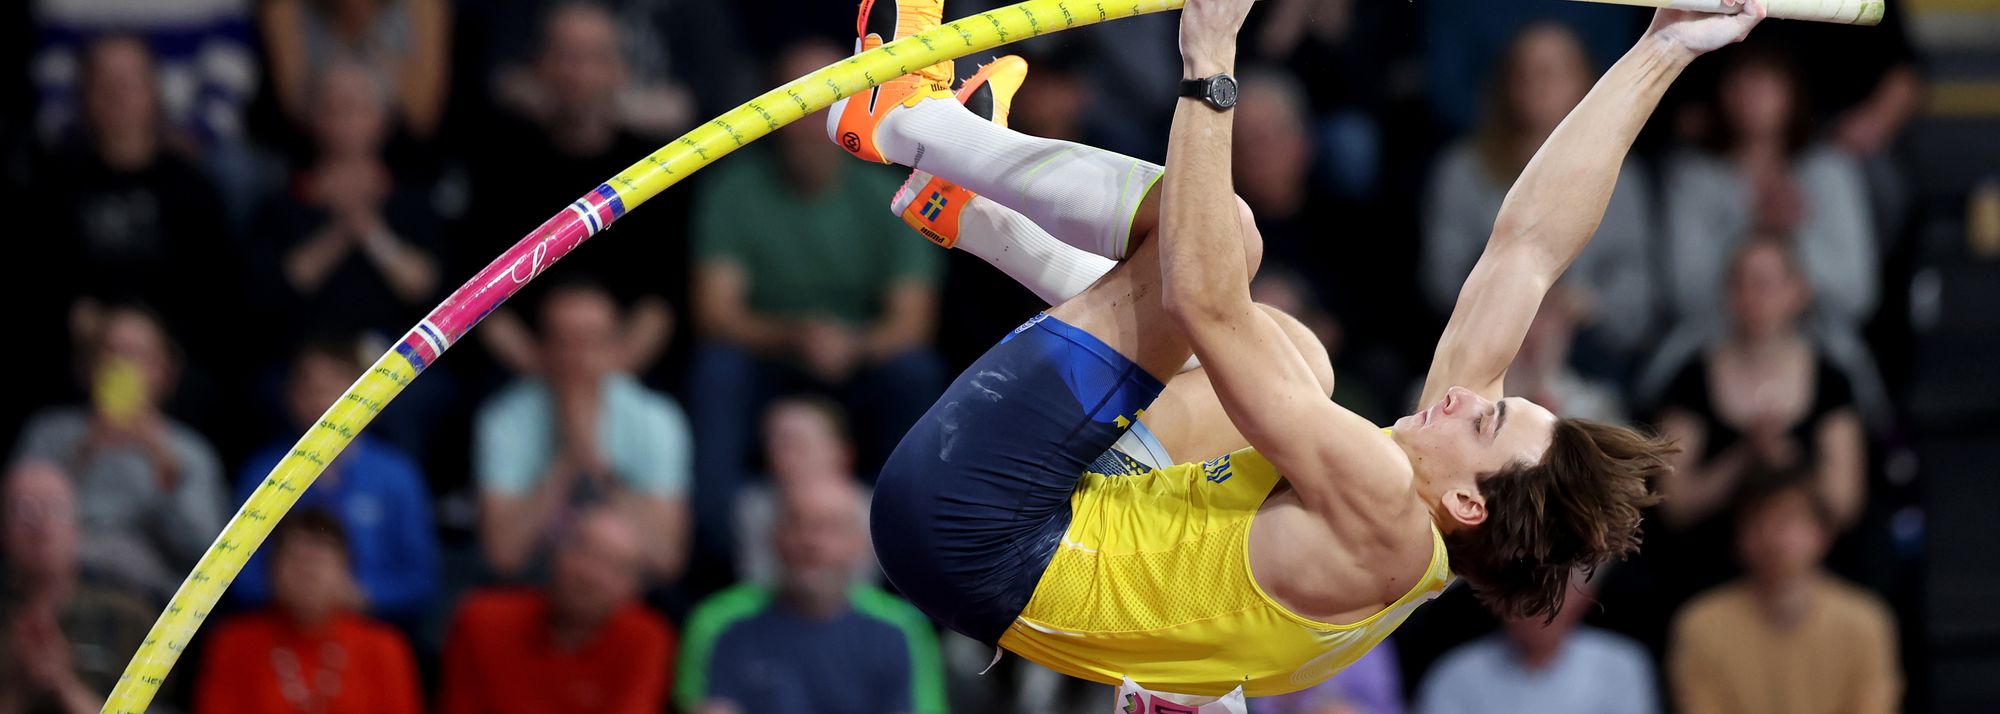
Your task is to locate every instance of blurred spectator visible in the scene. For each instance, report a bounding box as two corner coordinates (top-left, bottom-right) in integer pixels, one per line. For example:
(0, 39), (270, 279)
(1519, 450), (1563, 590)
(1763, 16), (1922, 164)
(1420, 1), (1645, 134)
(484, 0), (725, 139)
(688, 40), (944, 541)
(938, 632), (1105, 714)
(1233, 69), (1408, 400)
(1668, 468), (1901, 714)
(1414, 572), (1658, 714)
(1654, 240), (1866, 536)
(968, 0), (1180, 161)
(1234, 69), (1318, 252)
(1251, 269), (1390, 424)
(1242, 0), (1413, 200)
(474, 281), (692, 579)
(1008, 46), (1093, 144)
(441, 506), (675, 714)
(1662, 44), (1876, 337)
(733, 396), (878, 586)
(29, 0), (258, 148)
(0, 461), (156, 714)
(678, 474), (944, 714)
(230, 338), (440, 624)
(1504, 283), (1628, 424)
(250, 57), (442, 350)
(1422, 23), (1655, 372)
(11, 304), (224, 604)
(1636, 239), (1871, 644)
(28, 0), (270, 234)
(260, 0), (449, 139)
(1003, 42), (1166, 160)
(461, 0), (679, 380)
(195, 509), (423, 714)
(1756, 7), (1923, 240)
(1250, 641), (1404, 714)
(32, 37), (235, 372)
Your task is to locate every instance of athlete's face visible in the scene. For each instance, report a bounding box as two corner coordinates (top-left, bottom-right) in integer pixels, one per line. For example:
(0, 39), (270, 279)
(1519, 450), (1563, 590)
(1395, 386), (1558, 528)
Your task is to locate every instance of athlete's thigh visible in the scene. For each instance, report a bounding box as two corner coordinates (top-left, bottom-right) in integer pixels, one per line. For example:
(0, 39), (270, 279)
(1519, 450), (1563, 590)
(1141, 368), (1250, 462)
(1044, 230), (1193, 382)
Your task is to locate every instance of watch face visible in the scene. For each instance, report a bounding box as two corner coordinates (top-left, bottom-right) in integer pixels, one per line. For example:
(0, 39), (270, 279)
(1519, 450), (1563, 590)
(1210, 75), (1239, 108)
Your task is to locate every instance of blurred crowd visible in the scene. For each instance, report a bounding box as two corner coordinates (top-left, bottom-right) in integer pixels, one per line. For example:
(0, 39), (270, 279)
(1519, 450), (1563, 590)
(0, 0), (1970, 713)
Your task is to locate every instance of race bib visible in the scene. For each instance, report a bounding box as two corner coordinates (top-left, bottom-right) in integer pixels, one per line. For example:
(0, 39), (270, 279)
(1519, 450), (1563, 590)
(1113, 677), (1248, 714)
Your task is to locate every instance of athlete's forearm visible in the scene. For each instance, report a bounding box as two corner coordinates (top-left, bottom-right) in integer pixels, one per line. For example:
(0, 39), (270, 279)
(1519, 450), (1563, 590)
(1159, 54), (1253, 328)
(1488, 34), (1694, 279)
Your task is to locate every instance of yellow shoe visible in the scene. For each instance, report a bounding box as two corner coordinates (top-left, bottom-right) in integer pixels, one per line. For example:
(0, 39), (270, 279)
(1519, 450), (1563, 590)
(857, 0), (946, 53)
(892, 55), (1029, 248)
(957, 54), (1028, 130)
(834, 0), (955, 163)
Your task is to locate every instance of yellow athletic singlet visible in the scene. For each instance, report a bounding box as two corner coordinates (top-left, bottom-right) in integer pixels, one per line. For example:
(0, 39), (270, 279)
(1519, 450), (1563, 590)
(998, 446), (1453, 697)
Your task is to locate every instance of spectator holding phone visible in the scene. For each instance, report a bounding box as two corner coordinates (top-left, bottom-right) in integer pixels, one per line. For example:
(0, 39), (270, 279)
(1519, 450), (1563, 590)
(11, 303), (224, 605)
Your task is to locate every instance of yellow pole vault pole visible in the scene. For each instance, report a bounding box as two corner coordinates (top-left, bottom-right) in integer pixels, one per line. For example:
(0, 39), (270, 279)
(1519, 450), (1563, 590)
(101, 1), (1184, 711)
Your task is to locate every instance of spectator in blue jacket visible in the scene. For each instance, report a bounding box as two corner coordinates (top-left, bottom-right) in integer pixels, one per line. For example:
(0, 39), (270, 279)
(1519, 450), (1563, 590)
(232, 336), (440, 625)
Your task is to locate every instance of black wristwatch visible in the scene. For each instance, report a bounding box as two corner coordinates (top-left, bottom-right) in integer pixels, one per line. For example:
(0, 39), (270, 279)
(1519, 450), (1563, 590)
(1179, 73), (1238, 111)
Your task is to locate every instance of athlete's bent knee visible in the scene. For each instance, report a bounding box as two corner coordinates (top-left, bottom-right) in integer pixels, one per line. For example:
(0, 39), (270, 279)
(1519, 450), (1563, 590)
(1236, 196), (1264, 281)
(1256, 304), (1335, 397)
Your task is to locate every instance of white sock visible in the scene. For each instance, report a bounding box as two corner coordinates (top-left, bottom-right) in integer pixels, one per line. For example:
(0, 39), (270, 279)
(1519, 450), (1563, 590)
(854, 97), (1162, 260)
(895, 175), (1112, 304)
(893, 177), (1201, 373)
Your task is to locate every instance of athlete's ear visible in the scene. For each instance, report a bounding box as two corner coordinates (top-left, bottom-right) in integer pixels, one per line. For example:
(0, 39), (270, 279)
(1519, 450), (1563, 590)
(1442, 488), (1487, 527)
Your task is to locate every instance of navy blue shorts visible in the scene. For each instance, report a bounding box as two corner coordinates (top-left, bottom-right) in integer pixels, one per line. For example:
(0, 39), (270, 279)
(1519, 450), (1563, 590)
(871, 313), (1165, 645)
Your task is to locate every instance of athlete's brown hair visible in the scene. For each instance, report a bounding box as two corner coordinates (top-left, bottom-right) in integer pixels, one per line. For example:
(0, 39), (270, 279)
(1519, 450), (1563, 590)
(1445, 418), (1670, 621)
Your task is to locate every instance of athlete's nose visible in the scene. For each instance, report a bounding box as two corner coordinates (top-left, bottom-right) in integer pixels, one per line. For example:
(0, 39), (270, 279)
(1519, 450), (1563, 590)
(1442, 386), (1480, 416)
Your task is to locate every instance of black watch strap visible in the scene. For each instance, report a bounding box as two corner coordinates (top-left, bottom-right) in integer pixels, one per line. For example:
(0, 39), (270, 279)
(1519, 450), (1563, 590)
(1178, 73), (1237, 110)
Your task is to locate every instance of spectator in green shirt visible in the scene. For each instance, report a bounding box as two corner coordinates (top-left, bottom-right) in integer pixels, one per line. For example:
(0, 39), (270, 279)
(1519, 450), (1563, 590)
(687, 39), (945, 562)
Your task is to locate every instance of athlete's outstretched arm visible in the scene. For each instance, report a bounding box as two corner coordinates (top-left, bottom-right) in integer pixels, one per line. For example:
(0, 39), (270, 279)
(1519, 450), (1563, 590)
(1160, 0), (1419, 524)
(1418, 1), (1766, 408)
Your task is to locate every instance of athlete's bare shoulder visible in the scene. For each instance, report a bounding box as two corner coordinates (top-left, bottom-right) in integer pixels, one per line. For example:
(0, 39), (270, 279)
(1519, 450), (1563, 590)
(1248, 434), (1438, 625)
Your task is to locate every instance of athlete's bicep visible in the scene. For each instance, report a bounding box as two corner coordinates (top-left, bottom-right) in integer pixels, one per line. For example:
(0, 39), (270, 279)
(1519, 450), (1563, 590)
(1418, 245), (1554, 409)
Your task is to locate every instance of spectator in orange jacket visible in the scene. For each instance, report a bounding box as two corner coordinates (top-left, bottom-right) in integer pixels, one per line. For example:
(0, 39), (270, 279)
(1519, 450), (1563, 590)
(441, 504), (674, 714)
(195, 509), (422, 714)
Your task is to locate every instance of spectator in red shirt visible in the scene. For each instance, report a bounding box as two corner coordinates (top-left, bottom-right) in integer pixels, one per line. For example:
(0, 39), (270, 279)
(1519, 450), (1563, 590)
(194, 509), (423, 714)
(441, 505), (674, 714)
